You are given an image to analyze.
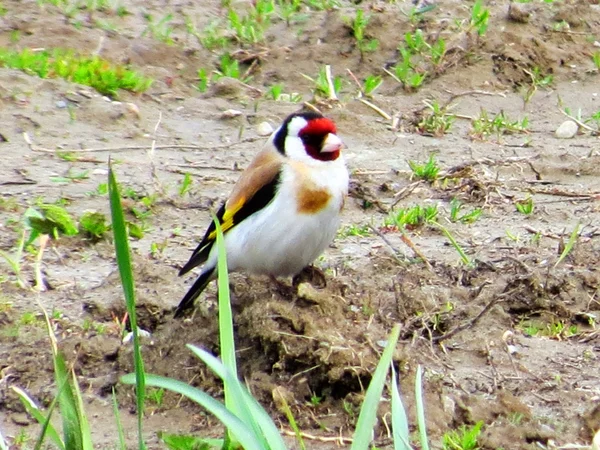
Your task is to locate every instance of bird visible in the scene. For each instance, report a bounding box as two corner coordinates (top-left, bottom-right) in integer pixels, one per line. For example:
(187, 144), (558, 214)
(174, 111), (349, 318)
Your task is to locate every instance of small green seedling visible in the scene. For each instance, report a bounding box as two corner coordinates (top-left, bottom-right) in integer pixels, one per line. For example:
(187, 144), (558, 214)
(408, 154), (440, 182)
(194, 19), (229, 50)
(147, 387), (165, 407)
(0, 48), (153, 97)
(0, 229), (27, 288)
(442, 421), (483, 450)
(227, 0), (274, 45)
(276, 0), (302, 26)
(386, 204), (438, 230)
(515, 197), (534, 215)
(449, 198), (482, 224)
(555, 222), (580, 267)
(49, 168), (89, 183)
(303, 65), (343, 100)
(197, 68), (210, 92)
(362, 74), (382, 96)
(79, 211), (110, 240)
(24, 203), (78, 243)
(266, 83), (302, 102)
(523, 66), (553, 104)
(470, 109), (529, 140)
(417, 100), (454, 136)
(593, 51), (600, 71)
(303, 0), (340, 11)
(338, 224), (371, 238)
(142, 13), (175, 44)
(347, 10), (379, 59)
(470, 0), (489, 36)
(179, 172), (193, 197)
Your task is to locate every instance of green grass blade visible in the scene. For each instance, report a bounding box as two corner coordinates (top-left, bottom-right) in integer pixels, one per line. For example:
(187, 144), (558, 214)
(186, 345), (273, 449)
(415, 366), (430, 450)
(273, 388), (306, 450)
(213, 213), (238, 374)
(390, 365), (411, 450)
(112, 388), (127, 450)
(54, 350), (83, 450)
(189, 343), (286, 449)
(108, 161), (146, 450)
(351, 324), (401, 450)
(555, 222), (581, 267)
(12, 386), (65, 450)
(33, 381), (65, 450)
(71, 369), (93, 450)
(40, 304), (83, 450)
(121, 373), (266, 450)
(433, 222), (472, 266)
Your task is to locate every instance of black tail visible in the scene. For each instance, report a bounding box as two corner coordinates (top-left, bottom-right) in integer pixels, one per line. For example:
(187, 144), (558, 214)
(174, 267), (215, 318)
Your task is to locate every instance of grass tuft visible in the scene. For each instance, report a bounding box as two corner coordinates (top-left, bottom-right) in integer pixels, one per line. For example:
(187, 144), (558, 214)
(0, 48), (152, 97)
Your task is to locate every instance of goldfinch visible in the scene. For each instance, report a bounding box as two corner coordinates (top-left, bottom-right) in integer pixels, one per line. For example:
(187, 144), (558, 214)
(174, 111), (348, 318)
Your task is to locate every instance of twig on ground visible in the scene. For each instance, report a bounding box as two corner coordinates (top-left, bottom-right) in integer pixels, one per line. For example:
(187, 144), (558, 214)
(382, 67), (401, 84)
(149, 111), (165, 195)
(359, 98), (392, 121)
(324, 65), (338, 101)
(433, 287), (506, 343)
(23, 132), (265, 153)
(282, 429), (352, 444)
(391, 181), (422, 208)
(346, 68), (363, 94)
(399, 233), (432, 270)
(369, 226), (406, 265)
(302, 102), (322, 114)
(559, 108), (597, 133)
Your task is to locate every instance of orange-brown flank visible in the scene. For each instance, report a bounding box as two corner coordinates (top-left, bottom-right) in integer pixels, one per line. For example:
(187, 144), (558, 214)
(296, 185), (332, 214)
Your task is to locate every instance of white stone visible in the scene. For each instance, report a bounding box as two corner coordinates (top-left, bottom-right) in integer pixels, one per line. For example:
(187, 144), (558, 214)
(555, 120), (578, 139)
(257, 121), (274, 136)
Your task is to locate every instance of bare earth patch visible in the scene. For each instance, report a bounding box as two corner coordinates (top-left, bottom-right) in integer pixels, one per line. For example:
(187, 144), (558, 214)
(1, 0), (600, 448)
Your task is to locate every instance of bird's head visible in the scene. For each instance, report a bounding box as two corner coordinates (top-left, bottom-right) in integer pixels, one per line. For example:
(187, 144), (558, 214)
(272, 112), (343, 163)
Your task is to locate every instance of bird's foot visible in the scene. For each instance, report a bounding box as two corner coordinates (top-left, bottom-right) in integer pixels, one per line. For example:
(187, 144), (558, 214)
(292, 265), (327, 289)
(270, 275), (295, 298)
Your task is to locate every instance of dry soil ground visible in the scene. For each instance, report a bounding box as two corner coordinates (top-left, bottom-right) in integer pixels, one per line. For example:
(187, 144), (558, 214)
(1, 0), (600, 448)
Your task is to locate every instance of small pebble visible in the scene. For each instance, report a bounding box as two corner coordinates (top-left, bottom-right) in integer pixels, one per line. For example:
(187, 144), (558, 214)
(555, 120), (578, 139)
(11, 413), (30, 426)
(257, 121), (274, 136)
(507, 3), (531, 23)
(55, 100), (67, 109)
(219, 109), (242, 119)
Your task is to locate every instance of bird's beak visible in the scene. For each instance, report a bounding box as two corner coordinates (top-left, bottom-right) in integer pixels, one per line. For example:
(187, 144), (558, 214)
(321, 133), (343, 153)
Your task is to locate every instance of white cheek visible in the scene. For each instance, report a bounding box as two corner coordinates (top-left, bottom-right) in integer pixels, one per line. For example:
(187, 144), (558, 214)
(284, 136), (312, 162)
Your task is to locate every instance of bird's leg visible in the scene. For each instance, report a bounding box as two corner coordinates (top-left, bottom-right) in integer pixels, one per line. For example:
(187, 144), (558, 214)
(270, 275), (295, 298)
(292, 265), (327, 289)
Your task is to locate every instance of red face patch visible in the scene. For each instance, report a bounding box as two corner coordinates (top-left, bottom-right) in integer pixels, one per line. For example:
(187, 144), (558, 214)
(299, 117), (337, 137)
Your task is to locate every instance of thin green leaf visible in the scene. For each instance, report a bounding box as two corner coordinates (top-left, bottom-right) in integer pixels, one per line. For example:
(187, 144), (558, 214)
(189, 344), (286, 449)
(274, 388), (305, 450)
(12, 386), (65, 450)
(71, 369), (94, 450)
(555, 222), (581, 268)
(160, 433), (218, 450)
(33, 382), (64, 450)
(415, 366), (429, 450)
(390, 365), (411, 450)
(112, 388), (127, 450)
(186, 345), (271, 449)
(351, 324), (401, 450)
(54, 350), (83, 450)
(121, 373), (265, 450)
(108, 161), (146, 450)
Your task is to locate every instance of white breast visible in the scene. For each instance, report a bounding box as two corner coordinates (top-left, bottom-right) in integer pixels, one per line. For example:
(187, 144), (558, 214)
(212, 157), (348, 277)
